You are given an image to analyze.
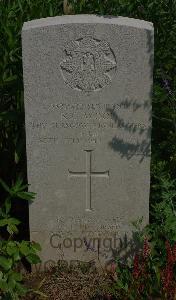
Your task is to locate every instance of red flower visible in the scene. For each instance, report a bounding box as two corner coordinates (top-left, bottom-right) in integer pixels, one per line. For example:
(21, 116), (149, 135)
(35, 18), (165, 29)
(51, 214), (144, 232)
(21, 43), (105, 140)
(162, 264), (174, 290)
(143, 237), (150, 259)
(166, 240), (174, 264)
(133, 254), (140, 279)
(111, 261), (116, 274)
(172, 243), (176, 263)
(138, 283), (145, 293)
(161, 241), (176, 299)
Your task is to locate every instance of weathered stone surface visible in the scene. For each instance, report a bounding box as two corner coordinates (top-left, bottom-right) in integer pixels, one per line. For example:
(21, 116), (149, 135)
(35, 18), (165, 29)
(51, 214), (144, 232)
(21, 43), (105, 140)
(22, 15), (153, 267)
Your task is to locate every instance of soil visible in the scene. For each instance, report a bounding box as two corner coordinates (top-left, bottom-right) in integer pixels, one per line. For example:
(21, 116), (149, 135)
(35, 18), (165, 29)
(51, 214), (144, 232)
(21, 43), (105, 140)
(22, 264), (114, 300)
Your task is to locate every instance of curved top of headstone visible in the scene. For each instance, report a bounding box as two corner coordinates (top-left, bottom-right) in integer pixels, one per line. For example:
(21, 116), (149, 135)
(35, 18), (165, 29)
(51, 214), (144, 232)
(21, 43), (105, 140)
(22, 14), (153, 31)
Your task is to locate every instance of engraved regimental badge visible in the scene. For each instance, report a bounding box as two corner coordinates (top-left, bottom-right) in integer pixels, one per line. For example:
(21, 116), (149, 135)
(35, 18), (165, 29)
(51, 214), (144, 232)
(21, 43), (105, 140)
(60, 37), (117, 92)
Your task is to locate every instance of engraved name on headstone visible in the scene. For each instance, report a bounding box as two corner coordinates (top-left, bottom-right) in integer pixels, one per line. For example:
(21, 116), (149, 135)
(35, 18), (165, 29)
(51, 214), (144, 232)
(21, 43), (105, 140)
(22, 15), (153, 265)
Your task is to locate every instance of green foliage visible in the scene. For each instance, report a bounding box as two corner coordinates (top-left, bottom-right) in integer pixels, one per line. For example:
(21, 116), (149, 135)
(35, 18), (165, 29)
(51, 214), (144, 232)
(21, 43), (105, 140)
(148, 162), (176, 245)
(106, 171), (176, 298)
(0, 0), (176, 298)
(0, 178), (41, 299)
(109, 238), (176, 299)
(0, 0), (64, 183)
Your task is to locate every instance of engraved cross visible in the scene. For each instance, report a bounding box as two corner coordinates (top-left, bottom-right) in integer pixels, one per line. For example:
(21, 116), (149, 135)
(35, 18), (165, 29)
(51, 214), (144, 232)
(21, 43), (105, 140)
(68, 150), (109, 211)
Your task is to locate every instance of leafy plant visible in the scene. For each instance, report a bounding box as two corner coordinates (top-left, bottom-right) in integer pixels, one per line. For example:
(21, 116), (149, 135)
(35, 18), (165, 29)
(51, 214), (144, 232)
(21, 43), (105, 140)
(0, 0), (176, 298)
(109, 238), (176, 300)
(0, 178), (41, 299)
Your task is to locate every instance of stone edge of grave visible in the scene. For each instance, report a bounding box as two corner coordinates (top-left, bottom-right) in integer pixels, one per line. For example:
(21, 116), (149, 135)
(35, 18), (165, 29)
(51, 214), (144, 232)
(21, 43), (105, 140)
(22, 14), (153, 32)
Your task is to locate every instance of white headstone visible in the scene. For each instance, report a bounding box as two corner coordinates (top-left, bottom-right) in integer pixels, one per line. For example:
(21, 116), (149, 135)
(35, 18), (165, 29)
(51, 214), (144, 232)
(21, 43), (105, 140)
(22, 15), (153, 267)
